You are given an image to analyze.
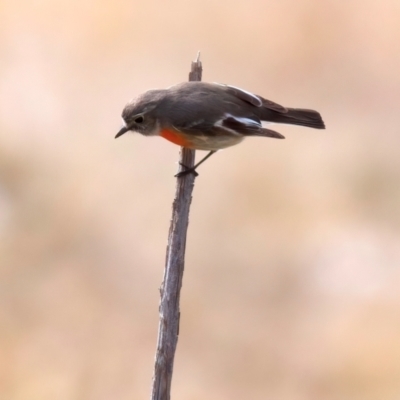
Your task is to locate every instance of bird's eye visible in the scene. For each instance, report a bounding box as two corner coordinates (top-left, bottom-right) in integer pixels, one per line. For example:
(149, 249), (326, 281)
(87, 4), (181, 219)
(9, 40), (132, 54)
(134, 115), (144, 124)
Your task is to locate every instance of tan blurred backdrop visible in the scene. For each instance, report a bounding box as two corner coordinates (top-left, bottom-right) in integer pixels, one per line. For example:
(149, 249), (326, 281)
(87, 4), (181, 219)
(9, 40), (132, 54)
(1, 0), (400, 399)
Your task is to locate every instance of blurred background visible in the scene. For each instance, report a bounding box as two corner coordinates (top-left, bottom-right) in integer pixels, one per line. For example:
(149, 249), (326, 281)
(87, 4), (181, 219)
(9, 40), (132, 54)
(1, 0), (400, 399)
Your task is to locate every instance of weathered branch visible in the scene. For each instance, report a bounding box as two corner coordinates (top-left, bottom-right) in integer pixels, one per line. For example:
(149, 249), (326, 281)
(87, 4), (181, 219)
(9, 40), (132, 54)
(150, 54), (202, 400)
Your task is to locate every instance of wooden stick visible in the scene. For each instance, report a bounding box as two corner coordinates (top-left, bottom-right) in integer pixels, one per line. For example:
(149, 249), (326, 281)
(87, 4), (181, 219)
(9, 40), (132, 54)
(150, 53), (202, 400)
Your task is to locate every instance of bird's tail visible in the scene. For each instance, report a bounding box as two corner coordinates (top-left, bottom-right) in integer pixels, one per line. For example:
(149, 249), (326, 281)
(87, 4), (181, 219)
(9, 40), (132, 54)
(264, 108), (325, 129)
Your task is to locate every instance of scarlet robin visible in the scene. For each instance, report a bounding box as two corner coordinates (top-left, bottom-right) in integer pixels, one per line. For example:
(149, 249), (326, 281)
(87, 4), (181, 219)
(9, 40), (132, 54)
(116, 82), (325, 177)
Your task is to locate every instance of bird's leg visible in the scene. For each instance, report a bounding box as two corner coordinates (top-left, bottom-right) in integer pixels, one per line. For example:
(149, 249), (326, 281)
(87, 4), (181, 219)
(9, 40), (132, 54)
(175, 151), (217, 178)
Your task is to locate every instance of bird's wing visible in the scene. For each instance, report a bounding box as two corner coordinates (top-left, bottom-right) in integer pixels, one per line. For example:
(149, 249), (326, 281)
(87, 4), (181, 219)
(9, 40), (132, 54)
(215, 83), (288, 113)
(220, 115), (285, 139)
(179, 114), (284, 139)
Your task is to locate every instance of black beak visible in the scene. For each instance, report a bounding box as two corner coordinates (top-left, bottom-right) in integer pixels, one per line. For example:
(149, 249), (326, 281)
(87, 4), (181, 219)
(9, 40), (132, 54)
(115, 125), (130, 138)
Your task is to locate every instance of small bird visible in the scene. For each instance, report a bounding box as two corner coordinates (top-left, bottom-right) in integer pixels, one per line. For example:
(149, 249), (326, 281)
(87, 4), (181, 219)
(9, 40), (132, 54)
(116, 82), (325, 176)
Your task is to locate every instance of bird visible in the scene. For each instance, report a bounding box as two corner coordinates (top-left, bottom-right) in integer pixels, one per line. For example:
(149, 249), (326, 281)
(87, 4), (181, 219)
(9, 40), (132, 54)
(116, 82), (325, 177)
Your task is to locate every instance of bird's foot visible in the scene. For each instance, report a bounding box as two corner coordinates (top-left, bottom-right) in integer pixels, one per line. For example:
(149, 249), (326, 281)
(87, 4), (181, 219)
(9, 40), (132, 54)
(175, 163), (199, 178)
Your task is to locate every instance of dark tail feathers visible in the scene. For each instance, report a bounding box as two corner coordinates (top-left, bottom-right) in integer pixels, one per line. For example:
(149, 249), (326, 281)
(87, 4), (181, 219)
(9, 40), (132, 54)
(266, 108), (325, 129)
